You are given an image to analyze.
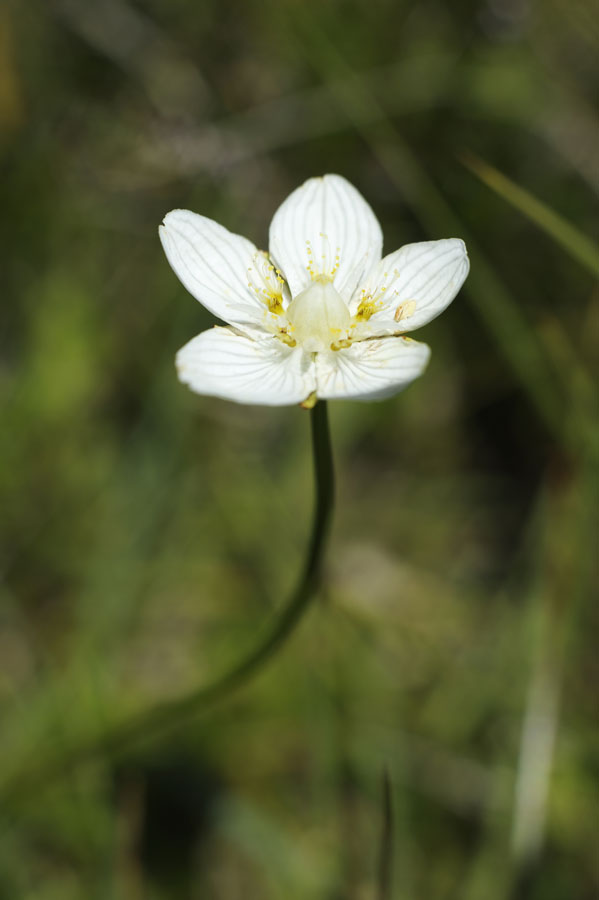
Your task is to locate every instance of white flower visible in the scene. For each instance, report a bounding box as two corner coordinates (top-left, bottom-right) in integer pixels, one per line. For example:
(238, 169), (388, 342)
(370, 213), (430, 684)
(159, 175), (469, 407)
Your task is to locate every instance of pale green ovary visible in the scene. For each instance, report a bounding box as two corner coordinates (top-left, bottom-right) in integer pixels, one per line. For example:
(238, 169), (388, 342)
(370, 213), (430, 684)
(286, 280), (351, 352)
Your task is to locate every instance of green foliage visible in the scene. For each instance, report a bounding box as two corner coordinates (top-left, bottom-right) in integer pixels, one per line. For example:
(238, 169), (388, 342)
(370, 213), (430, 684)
(1, 0), (597, 897)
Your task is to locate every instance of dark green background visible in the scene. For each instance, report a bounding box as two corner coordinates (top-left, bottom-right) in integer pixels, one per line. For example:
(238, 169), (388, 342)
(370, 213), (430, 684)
(1, 0), (597, 897)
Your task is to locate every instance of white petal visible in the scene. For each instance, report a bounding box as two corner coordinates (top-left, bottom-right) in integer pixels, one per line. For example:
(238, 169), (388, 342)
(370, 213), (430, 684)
(160, 210), (281, 331)
(269, 175), (383, 301)
(176, 327), (316, 406)
(353, 239), (469, 335)
(315, 337), (430, 401)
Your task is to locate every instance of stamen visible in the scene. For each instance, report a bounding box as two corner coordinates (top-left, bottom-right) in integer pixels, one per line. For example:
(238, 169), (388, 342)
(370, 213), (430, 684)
(278, 331), (297, 348)
(247, 252), (286, 316)
(355, 269), (401, 321)
(355, 294), (382, 321)
(306, 234), (342, 282)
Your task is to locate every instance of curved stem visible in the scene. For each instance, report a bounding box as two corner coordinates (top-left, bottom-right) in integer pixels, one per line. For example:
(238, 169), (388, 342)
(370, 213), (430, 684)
(109, 401), (334, 749)
(4, 402), (335, 799)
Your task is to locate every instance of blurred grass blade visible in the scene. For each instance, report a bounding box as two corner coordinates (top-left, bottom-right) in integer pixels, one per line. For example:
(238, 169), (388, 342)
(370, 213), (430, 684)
(377, 767), (394, 900)
(461, 153), (598, 276)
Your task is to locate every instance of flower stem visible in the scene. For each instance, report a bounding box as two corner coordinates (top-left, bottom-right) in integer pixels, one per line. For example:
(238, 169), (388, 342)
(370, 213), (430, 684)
(121, 400), (335, 742)
(3, 402), (335, 799)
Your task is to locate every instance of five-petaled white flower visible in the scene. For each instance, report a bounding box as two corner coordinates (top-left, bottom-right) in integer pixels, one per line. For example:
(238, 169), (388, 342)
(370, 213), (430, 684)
(159, 175), (469, 407)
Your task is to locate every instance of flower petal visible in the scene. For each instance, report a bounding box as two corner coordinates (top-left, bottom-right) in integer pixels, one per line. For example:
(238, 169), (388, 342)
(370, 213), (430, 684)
(176, 327), (317, 406)
(353, 239), (469, 335)
(160, 210), (279, 331)
(315, 337), (431, 401)
(269, 175), (383, 301)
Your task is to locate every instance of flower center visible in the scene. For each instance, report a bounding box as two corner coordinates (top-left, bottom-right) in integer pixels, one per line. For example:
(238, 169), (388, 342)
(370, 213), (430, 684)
(286, 280), (351, 352)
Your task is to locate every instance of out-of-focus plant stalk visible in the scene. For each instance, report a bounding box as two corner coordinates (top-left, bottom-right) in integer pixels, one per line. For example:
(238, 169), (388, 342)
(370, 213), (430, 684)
(377, 767), (395, 900)
(461, 153), (598, 276)
(509, 443), (597, 888)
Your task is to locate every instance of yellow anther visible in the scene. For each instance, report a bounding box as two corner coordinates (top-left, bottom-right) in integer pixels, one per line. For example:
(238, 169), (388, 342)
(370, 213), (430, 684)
(305, 235), (341, 282)
(394, 300), (416, 323)
(355, 295), (381, 321)
(278, 331), (297, 347)
(247, 251), (288, 315)
(267, 295), (284, 315)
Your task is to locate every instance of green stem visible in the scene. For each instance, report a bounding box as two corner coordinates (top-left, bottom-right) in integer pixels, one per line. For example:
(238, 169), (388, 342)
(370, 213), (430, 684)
(116, 400), (334, 743)
(4, 402), (335, 800)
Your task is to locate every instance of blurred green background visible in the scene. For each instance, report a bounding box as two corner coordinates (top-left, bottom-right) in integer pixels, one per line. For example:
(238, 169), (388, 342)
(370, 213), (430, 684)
(1, 0), (597, 897)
